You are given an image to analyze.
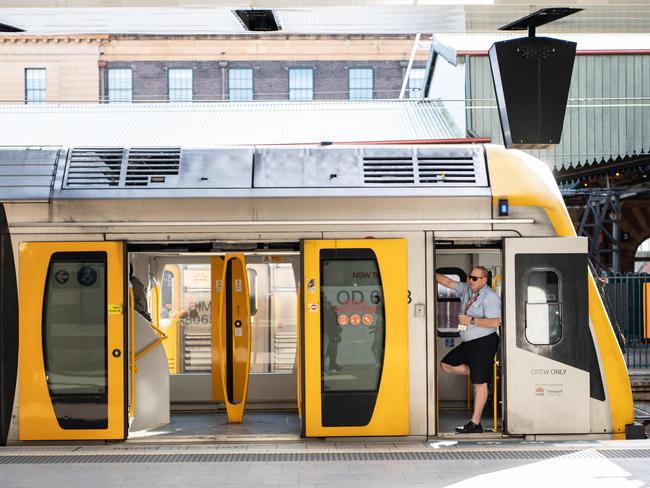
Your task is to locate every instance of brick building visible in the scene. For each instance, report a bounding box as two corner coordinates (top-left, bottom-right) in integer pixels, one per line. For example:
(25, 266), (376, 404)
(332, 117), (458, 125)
(0, 34), (429, 103)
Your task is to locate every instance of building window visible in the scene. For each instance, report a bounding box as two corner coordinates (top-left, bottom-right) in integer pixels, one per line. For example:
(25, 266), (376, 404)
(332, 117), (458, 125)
(168, 68), (193, 103)
(25, 68), (46, 104)
(349, 68), (373, 100)
(228, 68), (253, 101)
(408, 68), (426, 99)
(289, 68), (313, 101)
(107, 68), (133, 104)
(525, 270), (562, 345)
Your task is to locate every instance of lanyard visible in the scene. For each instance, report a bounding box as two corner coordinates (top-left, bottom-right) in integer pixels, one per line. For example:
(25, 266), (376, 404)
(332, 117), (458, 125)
(465, 293), (479, 314)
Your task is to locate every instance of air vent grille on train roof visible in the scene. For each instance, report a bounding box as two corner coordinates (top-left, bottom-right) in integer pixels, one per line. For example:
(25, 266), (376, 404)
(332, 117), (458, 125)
(65, 147), (123, 187)
(417, 155), (477, 185)
(362, 156), (415, 185)
(361, 148), (486, 187)
(64, 147), (182, 188)
(125, 147), (181, 187)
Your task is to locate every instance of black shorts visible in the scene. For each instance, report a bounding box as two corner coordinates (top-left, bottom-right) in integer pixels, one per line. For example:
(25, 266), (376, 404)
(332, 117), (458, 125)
(441, 333), (499, 385)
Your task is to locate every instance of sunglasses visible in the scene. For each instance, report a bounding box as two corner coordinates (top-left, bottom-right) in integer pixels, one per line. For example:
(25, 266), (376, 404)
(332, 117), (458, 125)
(469, 275), (484, 282)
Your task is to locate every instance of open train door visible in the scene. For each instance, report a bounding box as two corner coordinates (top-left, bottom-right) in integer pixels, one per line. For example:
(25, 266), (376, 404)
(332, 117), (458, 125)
(216, 254), (251, 423)
(0, 204), (18, 446)
(300, 239), (409, 437)
(18, 242), (127, 441)
(504, 237), (595, 435)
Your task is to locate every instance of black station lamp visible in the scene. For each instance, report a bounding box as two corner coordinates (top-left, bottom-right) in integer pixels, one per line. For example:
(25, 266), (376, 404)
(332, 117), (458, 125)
(489, 8), (582, 149)
(0, 22), (24, 32)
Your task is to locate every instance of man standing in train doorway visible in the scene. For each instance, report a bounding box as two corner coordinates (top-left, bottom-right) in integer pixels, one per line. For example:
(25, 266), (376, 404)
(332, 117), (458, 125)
(435, 267), (501, 434)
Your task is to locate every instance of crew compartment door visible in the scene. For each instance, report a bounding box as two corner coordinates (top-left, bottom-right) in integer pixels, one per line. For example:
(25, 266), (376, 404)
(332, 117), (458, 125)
(301, 239), (409, 437)
(504, 237), (590, 434)
(19, 242), (127, 440)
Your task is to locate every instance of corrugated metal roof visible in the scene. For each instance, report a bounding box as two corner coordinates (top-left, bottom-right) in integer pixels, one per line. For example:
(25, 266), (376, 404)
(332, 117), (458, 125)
(0, 101), (463, 147)
(465, 54), (650, 171)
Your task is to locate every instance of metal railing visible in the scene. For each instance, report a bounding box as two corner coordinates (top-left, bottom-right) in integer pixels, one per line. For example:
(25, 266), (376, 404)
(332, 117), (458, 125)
(603, 273), (650, 369)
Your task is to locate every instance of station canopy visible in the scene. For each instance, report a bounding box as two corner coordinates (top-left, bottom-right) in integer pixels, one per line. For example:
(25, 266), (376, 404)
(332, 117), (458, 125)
(0, 101), (467, 147)
(0, 1), (649, 35)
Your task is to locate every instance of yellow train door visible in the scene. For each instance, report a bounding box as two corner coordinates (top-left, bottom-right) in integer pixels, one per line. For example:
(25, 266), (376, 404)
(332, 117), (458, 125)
(19, 242), (126, 441)
(0, 204), (18, 446)
(301, 239), (409, 437)
(213, 254), (251, 423)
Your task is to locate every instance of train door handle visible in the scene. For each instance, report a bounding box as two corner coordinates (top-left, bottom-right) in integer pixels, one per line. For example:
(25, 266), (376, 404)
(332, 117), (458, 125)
(112, 349), (121, 358)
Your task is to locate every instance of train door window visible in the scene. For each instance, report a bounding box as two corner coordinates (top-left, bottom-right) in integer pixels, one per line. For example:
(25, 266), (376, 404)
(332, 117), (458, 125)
(248, 268), (258, 316)
(161, 263), (212, 374)
(43, 252), (108, 429)
(247, 262), (298, 373)
(525, 270), (562, 345)
(161, 269), (175, 319)
(320, 249), (385, 396)
(160, 259), (298, 375)
(436, 267), (466, 334)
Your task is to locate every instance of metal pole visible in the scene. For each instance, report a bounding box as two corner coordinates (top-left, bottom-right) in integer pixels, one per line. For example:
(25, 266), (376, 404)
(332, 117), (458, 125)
(612, 194), (621, 273)
(399, 33), (420, 99)
(219, 61), (228, 101)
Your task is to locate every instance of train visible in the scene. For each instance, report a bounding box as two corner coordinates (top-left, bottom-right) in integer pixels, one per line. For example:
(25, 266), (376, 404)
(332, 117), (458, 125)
(0, 142), (641, 443)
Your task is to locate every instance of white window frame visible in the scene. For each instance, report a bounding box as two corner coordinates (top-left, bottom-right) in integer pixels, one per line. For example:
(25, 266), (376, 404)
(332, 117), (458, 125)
(168, 68), (193, 103)
(107, 68), (133, 104)
(228, 68), (254, 101)
(25, 68), (47, 105)
(349, 68), (373, 100)
(289, 68), (314, 101)
(408, 68), (426, 99)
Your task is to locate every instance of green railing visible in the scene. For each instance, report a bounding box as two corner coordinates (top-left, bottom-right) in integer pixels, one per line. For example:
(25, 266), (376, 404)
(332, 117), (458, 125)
(604, 273), (650, 369)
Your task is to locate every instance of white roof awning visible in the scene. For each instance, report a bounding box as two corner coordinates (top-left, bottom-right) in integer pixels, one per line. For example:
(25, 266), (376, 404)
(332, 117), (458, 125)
(1, 2), (649, 35)
(0, 100), (467, 147)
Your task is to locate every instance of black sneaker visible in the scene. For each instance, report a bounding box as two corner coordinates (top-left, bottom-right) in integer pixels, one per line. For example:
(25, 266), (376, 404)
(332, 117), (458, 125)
(455, 421), (483, 434)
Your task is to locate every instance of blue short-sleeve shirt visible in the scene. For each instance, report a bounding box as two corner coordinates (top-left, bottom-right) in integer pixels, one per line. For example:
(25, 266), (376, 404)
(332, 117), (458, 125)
(453, 281), (501, 342)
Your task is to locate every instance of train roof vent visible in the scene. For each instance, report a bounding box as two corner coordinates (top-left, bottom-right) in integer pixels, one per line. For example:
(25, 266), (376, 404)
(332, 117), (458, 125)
(125, 147), (181, 187)
(417, 155), (477, 185)
(362, 156), (415, 185)
(64, 147), (124, 187)
(415, 147), (488, 187)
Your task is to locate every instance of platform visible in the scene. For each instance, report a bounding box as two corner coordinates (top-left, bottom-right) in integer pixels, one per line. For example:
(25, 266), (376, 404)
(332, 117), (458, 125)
(2, 439), (650, 488)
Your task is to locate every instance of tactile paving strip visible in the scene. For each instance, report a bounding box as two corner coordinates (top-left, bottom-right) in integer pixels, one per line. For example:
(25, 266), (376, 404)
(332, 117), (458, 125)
(1, 449), (649, 464)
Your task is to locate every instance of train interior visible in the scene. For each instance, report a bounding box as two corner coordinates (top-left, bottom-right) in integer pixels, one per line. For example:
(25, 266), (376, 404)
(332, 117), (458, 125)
(127, 244), (302, 441)
(124, 240), (504, 440)
(435, 245), (503, 436)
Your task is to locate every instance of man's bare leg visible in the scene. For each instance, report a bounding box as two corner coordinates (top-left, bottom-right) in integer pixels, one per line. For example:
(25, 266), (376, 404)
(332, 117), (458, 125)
(440, 362), (470, 375)
(472, 383), (488, 425)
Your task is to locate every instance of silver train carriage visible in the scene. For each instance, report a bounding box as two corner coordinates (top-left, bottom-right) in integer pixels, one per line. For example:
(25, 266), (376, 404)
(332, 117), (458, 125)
(0, 143), (639, 443)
